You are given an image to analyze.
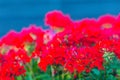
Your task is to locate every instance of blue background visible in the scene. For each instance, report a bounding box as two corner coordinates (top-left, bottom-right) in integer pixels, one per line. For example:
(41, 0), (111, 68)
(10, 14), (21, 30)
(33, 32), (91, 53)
(0, 0), (120, 37)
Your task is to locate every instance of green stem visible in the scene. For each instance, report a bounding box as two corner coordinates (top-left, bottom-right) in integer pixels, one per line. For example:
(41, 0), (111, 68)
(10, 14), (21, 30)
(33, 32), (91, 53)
(61, 72), (64, 80)
(51, 65), (55, 80)
(25, 62), (34, 79)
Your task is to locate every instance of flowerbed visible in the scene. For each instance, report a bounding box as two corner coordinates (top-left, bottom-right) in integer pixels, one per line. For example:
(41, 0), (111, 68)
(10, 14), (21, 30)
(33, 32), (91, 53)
(1, 10), (120, 80)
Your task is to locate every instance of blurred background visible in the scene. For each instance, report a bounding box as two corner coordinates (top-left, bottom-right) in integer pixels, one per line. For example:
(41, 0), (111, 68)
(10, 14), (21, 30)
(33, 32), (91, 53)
(0, 0), (120, 37)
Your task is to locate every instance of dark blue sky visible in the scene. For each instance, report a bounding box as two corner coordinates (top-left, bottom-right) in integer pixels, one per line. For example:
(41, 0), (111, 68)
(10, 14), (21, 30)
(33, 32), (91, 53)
(0, 0), (120, 37)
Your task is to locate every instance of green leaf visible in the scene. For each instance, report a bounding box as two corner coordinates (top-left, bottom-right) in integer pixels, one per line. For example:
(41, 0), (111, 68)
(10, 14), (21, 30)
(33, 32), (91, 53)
(117, 69), (120, 76)
(16, 76), (22, 80)
(106, 75), (117, 80)
(25, 72), (33, 80)
(92, 68), (100, 76)
(34, 73), (51, 80)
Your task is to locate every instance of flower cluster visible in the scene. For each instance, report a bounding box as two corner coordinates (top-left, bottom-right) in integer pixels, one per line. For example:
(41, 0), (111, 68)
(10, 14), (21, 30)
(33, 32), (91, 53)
(41, 11), (120, 73)
(1, 10), (120, 79)
(0, 25), (47, 79)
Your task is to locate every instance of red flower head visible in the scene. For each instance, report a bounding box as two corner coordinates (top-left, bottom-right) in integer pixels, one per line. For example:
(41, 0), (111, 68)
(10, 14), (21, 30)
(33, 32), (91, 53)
(98, 14), (116, 29)
(0, 30), (23, 48)
(45, 10), (74, 32)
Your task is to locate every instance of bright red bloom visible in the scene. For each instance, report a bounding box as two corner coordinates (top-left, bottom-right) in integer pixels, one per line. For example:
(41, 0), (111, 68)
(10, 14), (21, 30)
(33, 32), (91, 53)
(0, 30), (23, 48)
(45, 10), (74, 30)
(38, 55), (53, 72)
(98, 15), (116, 29)
(0, 49), (27, 80)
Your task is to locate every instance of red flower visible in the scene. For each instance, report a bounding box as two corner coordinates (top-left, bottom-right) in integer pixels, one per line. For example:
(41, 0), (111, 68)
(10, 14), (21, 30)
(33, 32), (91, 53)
(98, 15), (116, 29)
(1, 30), (23, 48)
(45, 10), (73, 30)
(38, 55), (53, 72)
(0, 49), (27, 80)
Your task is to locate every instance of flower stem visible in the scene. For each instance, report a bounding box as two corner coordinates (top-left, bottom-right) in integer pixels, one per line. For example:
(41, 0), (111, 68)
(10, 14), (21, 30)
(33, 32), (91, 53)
(51, 65), (55, 80)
